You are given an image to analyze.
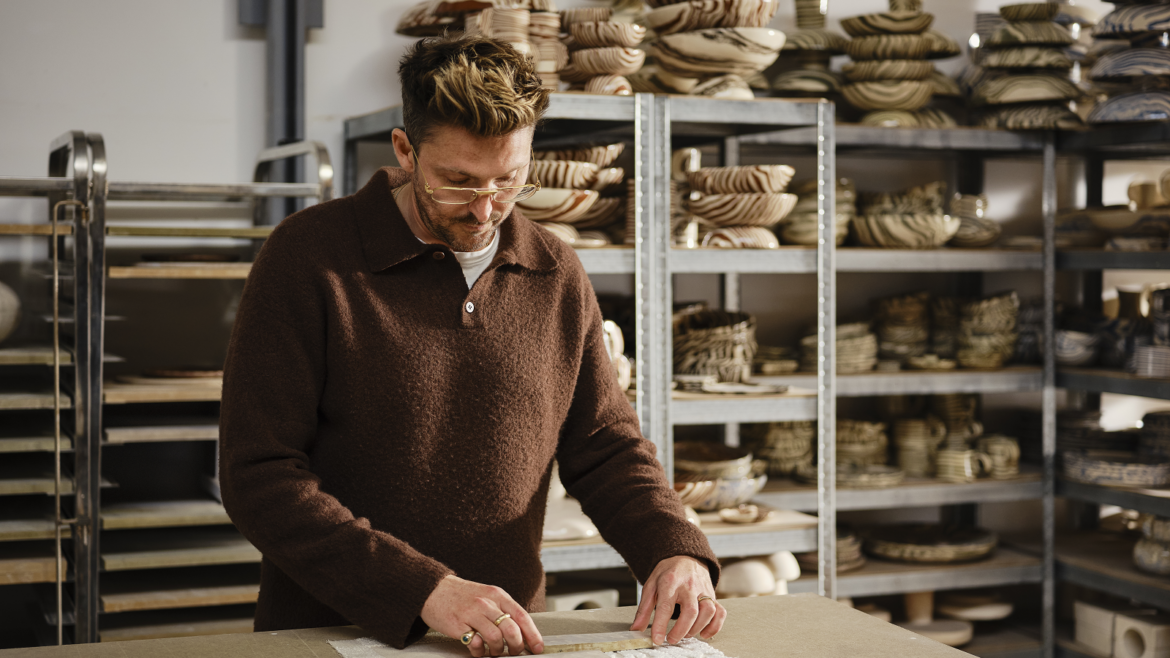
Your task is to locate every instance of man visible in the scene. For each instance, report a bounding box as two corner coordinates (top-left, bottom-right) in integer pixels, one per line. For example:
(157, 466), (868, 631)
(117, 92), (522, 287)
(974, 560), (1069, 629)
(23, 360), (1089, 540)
(219, 34), (725, 658)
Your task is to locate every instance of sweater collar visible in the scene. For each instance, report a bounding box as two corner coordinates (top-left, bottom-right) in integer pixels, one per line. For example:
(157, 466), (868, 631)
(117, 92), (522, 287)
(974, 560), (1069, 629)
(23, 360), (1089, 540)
(354, 167), (559, 275)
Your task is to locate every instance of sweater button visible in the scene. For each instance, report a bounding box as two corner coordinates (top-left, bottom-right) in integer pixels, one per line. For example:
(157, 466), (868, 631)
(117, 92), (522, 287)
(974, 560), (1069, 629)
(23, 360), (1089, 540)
(432, 251), (445, 260)
(465, 301), (475, 313)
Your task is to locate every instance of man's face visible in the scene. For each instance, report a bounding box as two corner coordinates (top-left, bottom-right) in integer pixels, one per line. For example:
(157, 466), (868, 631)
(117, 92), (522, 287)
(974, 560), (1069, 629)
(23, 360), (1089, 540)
(410, 125), (534, 252)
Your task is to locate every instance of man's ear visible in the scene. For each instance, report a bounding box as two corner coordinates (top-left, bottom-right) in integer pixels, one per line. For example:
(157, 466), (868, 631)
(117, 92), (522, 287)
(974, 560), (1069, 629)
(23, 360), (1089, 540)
(391, 128), (415, 173)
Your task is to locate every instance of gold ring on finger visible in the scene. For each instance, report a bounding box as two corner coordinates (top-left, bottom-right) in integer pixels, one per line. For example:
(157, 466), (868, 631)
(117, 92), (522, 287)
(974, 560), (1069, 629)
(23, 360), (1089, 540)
(460, 630), (475, 645)
(698, 596), (714, 604)
(493, 613), (511, 627)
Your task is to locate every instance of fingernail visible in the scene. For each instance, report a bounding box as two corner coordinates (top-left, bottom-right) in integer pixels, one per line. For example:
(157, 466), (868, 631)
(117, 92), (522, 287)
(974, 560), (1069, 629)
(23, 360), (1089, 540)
(534, 644), (544, 654)
(654, 635), (664, 646)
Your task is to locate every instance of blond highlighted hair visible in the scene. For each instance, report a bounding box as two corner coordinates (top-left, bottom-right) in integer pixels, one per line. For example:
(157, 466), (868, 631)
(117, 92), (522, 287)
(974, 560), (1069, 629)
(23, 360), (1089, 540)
(399, 34), (550, 149)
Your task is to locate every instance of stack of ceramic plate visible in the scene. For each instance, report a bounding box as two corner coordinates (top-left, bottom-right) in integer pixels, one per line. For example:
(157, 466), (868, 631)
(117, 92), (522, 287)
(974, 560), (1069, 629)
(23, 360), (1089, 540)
(836, 419), (890, 467)
(894, 417), (945, 476)
(1062, 450), (1170, 488)
(529, 143), (627, 247)
(800, 322), (879, 373)
(641, 0), (785, 100)
(742, 421), (815, 476)
(1142, 411), (1170, 457)
(753, 345), (799, 375)
(796, 525), (867, 573)
(673, 308), (757, 383)
(838, 0), (960, 126)
(1133, 345), (1170, 378)
(528, 10), (568, 90)
(837, 464), (906, 489)
(1087, 2), (1170, 124)
(1055, 329), (1100, 367)
(874, 291), (930, 364)
(957, 291), (1019, 370)
(974, 3), (1083, 129)
(779, 177), (856, 246)
(1136, 514), (1170, 575)
(1014, 297), (1045, 364)
(854, 181), (960, 249)
(768, 0), (848, 101)
(560, 9), (647, 94)
(863, 524), (997, 564)
(949, 193), (1002, 248)
(684, 165), (798, 247)
(929, 296), (961, 359)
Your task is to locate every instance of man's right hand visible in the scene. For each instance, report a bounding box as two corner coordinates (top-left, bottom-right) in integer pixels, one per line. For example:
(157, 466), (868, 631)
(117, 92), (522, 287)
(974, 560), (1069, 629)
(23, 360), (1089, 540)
(420, 574), (544, 657)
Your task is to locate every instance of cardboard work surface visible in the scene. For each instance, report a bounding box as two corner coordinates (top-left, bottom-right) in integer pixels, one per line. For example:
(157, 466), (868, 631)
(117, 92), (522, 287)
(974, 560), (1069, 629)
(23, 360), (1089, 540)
(0, 594), (971, 657)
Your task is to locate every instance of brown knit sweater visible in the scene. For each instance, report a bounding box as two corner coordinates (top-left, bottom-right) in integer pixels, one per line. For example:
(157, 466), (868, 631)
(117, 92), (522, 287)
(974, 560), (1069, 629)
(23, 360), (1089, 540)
(219, 167), (718, 648)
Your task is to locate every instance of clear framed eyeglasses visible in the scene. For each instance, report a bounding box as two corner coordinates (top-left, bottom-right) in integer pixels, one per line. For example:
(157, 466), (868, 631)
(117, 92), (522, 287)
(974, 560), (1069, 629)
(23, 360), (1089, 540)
(413, 149), (541, 205)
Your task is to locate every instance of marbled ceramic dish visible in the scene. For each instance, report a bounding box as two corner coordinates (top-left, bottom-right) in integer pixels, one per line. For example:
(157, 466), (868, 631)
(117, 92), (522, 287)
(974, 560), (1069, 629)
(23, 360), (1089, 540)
(999, 3), (1060, 22)
(651, 27), (786, 78)
(1094, 3), (1170, 38)
(535, 143), (624, 168)
(1090, 48), (1170, 81)
(529, 160), (600, 189)
(688, 164), (796, 194)
(646, 0), (780, 36)
(981, 46), (1073, 69)
(845, 34), (929, 60)
(570, 21), (646, 48)
(840, 11), (933, 37)
(1088, 90), (1170, 124)
(843, 59), (934, 82)
(986, 21), (1074, 47)
(517, 188), (600, 222)
(688, 192), (798, 227)
(842, 80), (933, 111)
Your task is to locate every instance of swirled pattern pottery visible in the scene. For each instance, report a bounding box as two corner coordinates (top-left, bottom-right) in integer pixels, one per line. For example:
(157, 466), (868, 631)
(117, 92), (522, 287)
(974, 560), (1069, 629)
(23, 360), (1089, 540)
(972, 75), (1079, 105)
(1094, 3), (1170, 38)
(987, 21), (1074, 46)
(982, 46), (1073, 69)
(651, 27), (785, 77)
(845, 34), (930, 60)
(843, 59), (933, 81)
(646, 0), (779, 36)
(842, 80), (933, 111)
(1090, 48), (1170, 80)
(1087, 89), (1170, 123)
(840, 11), (934, 37)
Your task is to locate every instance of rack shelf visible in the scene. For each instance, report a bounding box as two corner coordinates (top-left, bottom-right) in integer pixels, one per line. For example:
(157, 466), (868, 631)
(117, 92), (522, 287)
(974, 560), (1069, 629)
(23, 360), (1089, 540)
(671, 391), (817, 424)
(669, 248), (1042, 274)
(100, 566), (259, 613)
(0, 389), (72, 411)
(1057, 250), (1170, 271)
(106, 226), (273, 239)
(101, 528), (261, 572)
(1057, 479), (1170, 518)
(1056, 629), (1107, 658)
(1057, 368), (1170, 400)
(101, 500), (231, 530)
(965, 626), (1043, 658)
(104, 423), (219, 444)
(757, 470), (1043, 512)
(757, 367), (1042, 397)
(740, 124), (1046, 152)
(671, 248), (815, 274)
(103, 381), (221, 405)
(540, 510), (817, 573)
(573, 247), (634, 275)
(1048, 531), (1170, 610)
(0, 499), (67, 542)
(0, 346), (122, 366)
(98, 610), (255, 643)
(1057, 123), (1170, 154)
(787, 547), (1043, 598)
(0, 435), (72, 453)
(0, 542), (63, 585)
(0, 223), (73, 236)
(107, 264), (252, 280)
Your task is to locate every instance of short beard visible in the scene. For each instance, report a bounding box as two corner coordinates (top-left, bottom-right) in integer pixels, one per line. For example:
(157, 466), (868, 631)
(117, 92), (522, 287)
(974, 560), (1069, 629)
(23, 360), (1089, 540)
(413, 177), (505, 252)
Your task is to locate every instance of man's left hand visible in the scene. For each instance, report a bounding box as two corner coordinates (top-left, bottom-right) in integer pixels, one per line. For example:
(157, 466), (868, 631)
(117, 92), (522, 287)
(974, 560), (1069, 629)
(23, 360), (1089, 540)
(629, 555), (726, 646)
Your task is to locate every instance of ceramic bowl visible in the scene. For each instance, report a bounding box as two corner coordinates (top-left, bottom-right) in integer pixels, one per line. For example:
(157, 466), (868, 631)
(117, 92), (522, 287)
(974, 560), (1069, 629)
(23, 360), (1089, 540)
(692, 74), (755, 100)
(584, 74), (633, 95)
(575, 230), (611, 248)
(570, 21), (647, 49)
(987, 21), (1074, 47)
(1095, 3), (1170, 38)
(972, 75), (1078, 106)
(782, 28), (849, 53)
(1090, 48), (1170, 81)
(518, 188), (600, 222)
(929, 71), (962, 98)
(537, 221), (580, 245)
(852, 213), (961, 249)
(980, 103), (1083, 130)
(534, 39), (570, 72)
(1135, 537), (1170, 576)
(535, 143), (624, 168)
(651, 28), (786, 78)
(840, 11), (934, 38)
(396, 0), (459, 37)
(981, 46), (1073, 70)
(646, 0), (780, 36)
(571, 47), (645, 77)
(1000, 3), (1058, 22)
(794, 0), (827, 29)
(843, 59), (933, 82)
(688, 192), (798, 227)
(1088, 90), (1170, 124)
(846, 34), (930, 61)
(529, 160), (600, 189)
(1055, 329), (1099, 366)
(589, 167), (625, 192)
(951, 216), (1002, 248)
(923, 29), (961, 59)
(572, 196), (625, 229)
(889, 0), (922, 11)
(628, 63), (700, 94)
(675, 441), (755, 479)
(860, 108), (955, 128)
(701, 226), (781, 249)
(527, 11), (560, 39)
(688, 165), (796, 194)
(843, 80), (933, 111)
(770, 68), (844, 95)
(559, 7), (612, 25)
(676, 475), (768, 512)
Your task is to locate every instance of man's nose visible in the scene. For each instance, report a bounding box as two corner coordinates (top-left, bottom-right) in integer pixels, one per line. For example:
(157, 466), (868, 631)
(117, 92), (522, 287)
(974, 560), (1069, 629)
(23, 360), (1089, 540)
(469, 193), (495, 222)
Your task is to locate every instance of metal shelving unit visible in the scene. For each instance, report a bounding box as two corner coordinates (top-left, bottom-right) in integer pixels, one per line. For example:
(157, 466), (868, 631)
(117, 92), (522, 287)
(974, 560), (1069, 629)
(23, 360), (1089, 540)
(758, 470), (1043, 513)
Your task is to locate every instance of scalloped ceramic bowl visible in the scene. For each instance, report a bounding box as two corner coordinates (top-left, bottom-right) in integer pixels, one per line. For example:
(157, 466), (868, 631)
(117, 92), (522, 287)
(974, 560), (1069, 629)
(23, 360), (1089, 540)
(535, 143), (624, 168)
(529, 160), (600, 189)
(571, 196), (625, 229)
(536, 221), (581, 245)
(1088, 90), (1170, 124)
(571, 47), (646, 76)
(843, 80), (933, 111)
(687, 164), (795, 194)
(845, 34), (930, 60)
(570, 21), (646, 48)
(973, 75), (1079, 106)
(589, 167), (625, 192)
(646, 0), (780, 36)
(853, 213), (961, 249)
(840, 11), (934, 38)
(1090, 48), (1170, 81)
(584, 74), (633, 96)
(651, 27), (786, 78)
(688, 192), (798, 227)
(518, 188), (600, 222)
(675, 475), (768, 511)
(843, 59), (934, 82)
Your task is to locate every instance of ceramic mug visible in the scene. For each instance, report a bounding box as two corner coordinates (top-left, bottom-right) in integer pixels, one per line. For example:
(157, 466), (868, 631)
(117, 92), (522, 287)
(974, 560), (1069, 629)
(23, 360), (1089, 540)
(1129, 179), (1165, 210)
(976, 435), (1020, 478)
(936, 449), (993, 483)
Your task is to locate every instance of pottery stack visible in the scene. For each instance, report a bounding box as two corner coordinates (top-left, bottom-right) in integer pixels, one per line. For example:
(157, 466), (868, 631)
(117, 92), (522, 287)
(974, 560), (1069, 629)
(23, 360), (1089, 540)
(874, 291), (930, 365)
(948, 193), (1002, 248)
(839, 0), (961, 127)
(742, 421), (815, 476)
(685, 165), (798, 249)
(529, 10), (569, 90)
(1086, 1), (1170, 125)
(1141, 411), (1170, 458)
(974, 3), (1083, 130)
(956, 292), (1019, 370)
(853, 181), (960, 249)
(837, 419), (890, 467)
(894, 416), (946, 476)
(801, 322), (879, 373)
(768, 0), (849, 102)
(638, 0), (785, 100)
(524, 142), (628, 247)
(562, 9), (648, 95)
(930, 296), (960, 359)
(1135, 513), (1170, 576)
(779, 177), (856, 246)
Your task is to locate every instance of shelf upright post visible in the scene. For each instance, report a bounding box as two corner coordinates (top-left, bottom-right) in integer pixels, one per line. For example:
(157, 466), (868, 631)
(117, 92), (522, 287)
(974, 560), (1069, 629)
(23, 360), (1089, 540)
(47, 130), (100, 643)
(1041, 132), (1057, 658)
(720, 136), (741, 448)
(815, 101), (837, 600)
(635, 93), (672, 477)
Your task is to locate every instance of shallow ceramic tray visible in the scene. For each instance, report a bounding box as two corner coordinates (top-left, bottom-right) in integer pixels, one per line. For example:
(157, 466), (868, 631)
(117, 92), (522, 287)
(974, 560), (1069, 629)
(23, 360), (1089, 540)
(863, 524), (997, 563)
(1061, 450), (1170, 488)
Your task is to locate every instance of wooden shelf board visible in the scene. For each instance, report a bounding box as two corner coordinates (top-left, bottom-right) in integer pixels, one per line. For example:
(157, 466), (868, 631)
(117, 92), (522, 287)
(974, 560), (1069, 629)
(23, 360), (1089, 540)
(104, 381), (222, 404)
(99, 616), (255, 642)
(108, 264), (252, 280)
(0, 435), (73, 453)
(0, 223), (72, 236)
(101, 528), (261, 571)
(758, 469), (1043, 512)
(0, 473), (74, 496)
(106, 226), (272, 238)
(105, 423), (219, 444)
(0, 346), (72, 365)
(0, 542), (62, 584)
(1058, 367), (1170, 400)
(0, 498), (68, 541)
(0, 389), (72, 410)
(102, 500), (231, 530)
(964, 625), (1042, 658)
(101, 567), (260, 613)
